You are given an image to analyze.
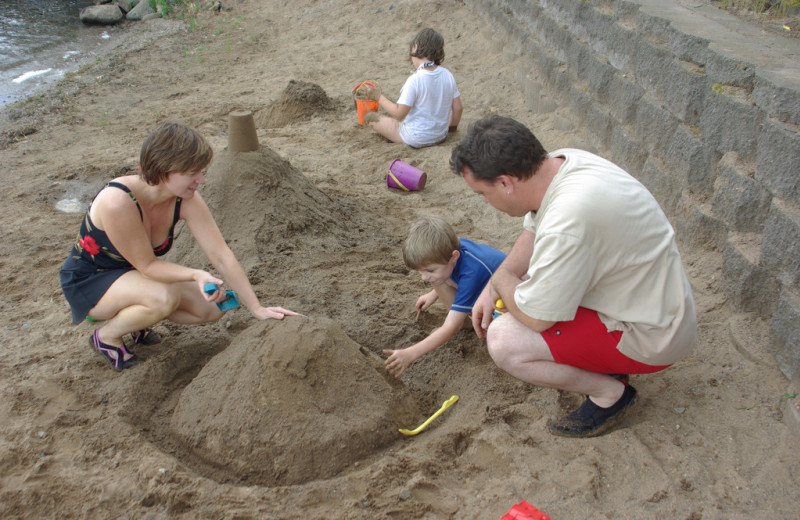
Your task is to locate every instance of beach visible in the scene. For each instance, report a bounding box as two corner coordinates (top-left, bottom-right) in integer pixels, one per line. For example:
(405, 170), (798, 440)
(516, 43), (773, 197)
(0, 1), (797, 518)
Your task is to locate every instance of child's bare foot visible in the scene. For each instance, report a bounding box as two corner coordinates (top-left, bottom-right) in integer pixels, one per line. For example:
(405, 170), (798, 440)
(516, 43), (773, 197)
(364, 112), (380, 124)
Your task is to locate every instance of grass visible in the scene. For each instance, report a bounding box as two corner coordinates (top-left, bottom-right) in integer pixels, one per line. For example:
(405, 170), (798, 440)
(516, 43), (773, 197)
(716, 0), (800, 16)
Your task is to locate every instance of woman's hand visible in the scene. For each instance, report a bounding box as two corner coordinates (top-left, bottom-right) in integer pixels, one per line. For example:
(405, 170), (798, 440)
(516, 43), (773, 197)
(196, 272), (225, 303)
(251, 306), (305, 320)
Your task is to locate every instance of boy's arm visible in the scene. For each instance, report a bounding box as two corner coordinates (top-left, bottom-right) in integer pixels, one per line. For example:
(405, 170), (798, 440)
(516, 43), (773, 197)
(382, 309), (467, 377)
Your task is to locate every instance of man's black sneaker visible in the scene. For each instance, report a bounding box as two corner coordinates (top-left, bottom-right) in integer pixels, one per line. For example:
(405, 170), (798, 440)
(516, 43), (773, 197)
(549, 384), (638, 438)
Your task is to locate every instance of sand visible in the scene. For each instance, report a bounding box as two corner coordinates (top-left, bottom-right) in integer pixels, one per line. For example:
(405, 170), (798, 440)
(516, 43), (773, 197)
(0, 1), (797, 518)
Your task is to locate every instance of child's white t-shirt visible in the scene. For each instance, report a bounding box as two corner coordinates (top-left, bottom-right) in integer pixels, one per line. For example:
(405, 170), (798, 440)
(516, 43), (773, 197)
(397, 66), (460, 148)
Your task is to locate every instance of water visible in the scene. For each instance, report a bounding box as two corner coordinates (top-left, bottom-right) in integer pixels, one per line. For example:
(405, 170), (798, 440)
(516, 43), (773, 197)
(0, 0), (122, 107)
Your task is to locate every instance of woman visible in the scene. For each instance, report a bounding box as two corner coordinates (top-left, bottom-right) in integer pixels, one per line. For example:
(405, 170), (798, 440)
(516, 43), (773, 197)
(60, 122), (302, 370)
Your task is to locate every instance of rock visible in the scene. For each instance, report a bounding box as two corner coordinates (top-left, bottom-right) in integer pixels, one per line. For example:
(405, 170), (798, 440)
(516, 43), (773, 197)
(127, 0), (156, 21)
(80, 4), (124, 25)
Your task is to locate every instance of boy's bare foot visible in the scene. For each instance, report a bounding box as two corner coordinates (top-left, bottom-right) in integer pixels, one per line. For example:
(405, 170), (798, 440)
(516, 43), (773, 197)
(364, 112), (380, 124)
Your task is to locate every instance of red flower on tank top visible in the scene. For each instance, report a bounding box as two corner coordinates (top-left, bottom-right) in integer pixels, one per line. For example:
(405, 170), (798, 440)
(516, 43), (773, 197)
(79, 235), (100, 256)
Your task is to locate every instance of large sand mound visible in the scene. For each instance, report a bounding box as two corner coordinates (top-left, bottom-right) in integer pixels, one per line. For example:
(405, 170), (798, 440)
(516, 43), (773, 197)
(169, 316), (422, 486)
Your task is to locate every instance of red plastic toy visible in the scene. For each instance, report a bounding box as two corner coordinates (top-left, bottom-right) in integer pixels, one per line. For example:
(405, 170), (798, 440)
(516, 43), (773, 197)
(500, 500), (551, 520)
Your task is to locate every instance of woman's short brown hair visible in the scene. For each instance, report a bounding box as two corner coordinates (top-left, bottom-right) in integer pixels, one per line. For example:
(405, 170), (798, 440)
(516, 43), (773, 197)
(138, 122), (213, 185)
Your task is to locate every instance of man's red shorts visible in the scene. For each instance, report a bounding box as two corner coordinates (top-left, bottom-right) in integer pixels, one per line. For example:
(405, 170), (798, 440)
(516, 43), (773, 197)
(541, 307), (671, 375)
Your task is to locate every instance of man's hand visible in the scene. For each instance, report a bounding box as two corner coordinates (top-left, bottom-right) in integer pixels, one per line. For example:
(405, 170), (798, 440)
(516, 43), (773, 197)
(471, 284), (497, 338)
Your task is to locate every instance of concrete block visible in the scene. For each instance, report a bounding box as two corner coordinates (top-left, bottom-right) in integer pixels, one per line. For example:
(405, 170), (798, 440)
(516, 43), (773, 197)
(494, 14), (519, 45)
(664, 30), (710, 69)
(633, 7), (674, 46)
(538, 13), (570, 63)
(769, 288), (800, 382)
(761, 198), (800, 291)
(711, 152), (772, 233)
(699, 88), (762, 161)
(634, 43), (707, 124)
(548, 65), (572, 105)
(586, 105), (612, 152)
(665, 125), (716, 195)
(547, 0), (580, 24)
(704, 55), (755, 90)
(753, 74), (800, 126)
(597, 22), (638, 72)
(609, 125), (647, 176)
(508, 0), (543, 23)
(728, 313), (778, 368)
(613, 0), (641, 22)
(606, 74), (643, 125)
(676, 198), (727, 251)
(755, 117), (800, 201)
(634, 95), (678, 157)
(722, 235), (780, 316)
(632, 41), (672, 95)
(639, 156), (684, 219)
(568, 41), (615, 104)
(567, 85), (593, 127)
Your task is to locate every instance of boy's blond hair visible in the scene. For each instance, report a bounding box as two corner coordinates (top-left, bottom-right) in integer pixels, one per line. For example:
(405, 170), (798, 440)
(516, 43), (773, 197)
(403, 216), (460, 269)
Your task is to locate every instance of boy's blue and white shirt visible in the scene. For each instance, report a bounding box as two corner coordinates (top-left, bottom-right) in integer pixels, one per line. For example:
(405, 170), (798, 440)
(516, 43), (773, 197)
(450, 238), (506, 313)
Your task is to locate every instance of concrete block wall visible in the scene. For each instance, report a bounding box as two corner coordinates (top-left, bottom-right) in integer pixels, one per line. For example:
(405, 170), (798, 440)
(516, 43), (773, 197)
(465, 0), (800, 381)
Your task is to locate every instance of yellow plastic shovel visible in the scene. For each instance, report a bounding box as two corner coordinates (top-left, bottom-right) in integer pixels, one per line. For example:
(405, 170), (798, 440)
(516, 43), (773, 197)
(399, 395), (459, 436)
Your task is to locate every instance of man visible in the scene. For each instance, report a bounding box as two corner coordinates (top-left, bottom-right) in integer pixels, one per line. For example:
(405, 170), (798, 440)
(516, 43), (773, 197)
(450, 115), (696, 437)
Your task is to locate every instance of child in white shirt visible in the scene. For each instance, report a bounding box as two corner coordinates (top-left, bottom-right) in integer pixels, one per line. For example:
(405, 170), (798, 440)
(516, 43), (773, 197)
(362, 28), (462, 148)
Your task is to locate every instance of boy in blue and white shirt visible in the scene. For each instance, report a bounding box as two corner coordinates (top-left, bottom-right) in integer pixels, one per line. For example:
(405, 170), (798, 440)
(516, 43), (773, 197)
(383, 216), (505, 377)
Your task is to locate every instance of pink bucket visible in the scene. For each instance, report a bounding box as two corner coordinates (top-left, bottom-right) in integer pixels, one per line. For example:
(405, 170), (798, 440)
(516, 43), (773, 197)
(387, 159), (427, 191)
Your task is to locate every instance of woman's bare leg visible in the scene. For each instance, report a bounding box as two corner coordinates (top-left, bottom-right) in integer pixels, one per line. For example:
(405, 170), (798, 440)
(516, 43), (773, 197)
(88, 272), (221, 348)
